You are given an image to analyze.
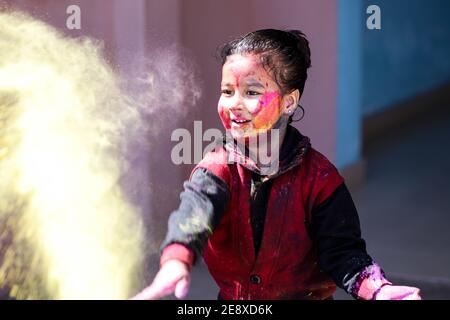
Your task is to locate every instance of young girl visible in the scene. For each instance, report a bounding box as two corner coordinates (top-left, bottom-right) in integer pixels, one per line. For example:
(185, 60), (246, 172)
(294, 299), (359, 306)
(133, 29), (421, 300)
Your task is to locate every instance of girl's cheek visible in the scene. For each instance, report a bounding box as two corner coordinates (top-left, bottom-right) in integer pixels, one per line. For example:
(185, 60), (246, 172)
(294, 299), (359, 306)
(218, 104), (231, 129)
(252, 92), (282, 130)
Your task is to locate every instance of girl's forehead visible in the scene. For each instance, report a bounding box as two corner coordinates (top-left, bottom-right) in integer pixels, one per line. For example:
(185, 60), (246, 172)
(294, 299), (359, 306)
(226, 53), (259, 63)
(222, 54), (273, 81)
(224, 53), (260, 70)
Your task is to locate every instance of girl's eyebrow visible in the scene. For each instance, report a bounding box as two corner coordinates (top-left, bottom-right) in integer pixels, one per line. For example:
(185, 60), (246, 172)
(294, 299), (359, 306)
(245, 81), (264, 88)
(220, 81), (264, 88)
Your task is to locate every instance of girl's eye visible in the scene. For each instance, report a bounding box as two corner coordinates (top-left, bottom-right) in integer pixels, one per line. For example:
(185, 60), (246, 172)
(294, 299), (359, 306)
(221, 89), (233, 96)
(247, 90), (261, 96)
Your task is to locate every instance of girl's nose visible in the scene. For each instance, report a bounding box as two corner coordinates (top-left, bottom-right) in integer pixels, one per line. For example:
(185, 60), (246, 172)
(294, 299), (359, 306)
(229, 95), (244, 112)
(229, 104), (243, 112)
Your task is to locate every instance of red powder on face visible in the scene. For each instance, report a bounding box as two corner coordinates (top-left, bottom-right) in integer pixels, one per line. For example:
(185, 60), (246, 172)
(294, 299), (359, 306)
(218, 104), (231, 129)
(230, 67), (243, 88)
(229, 57), (257, 89)
(252, 92), (282, 131)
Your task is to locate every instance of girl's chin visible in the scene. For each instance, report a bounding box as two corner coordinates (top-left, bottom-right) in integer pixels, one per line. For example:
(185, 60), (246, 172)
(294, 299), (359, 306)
(229, 128), (268, 140)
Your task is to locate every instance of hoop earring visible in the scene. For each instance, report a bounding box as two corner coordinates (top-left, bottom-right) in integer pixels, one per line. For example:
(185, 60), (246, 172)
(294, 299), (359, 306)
(291, 105), (305, 122)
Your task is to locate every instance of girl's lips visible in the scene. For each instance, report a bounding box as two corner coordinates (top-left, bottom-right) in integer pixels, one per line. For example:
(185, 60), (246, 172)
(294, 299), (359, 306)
(231, 119), (251, 128)
(230, 118), (251, 130)
(231, 117), (251, 124)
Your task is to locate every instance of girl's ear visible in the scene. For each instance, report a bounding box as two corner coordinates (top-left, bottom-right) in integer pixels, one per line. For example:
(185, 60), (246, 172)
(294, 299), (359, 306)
(282, 89), (301, 115)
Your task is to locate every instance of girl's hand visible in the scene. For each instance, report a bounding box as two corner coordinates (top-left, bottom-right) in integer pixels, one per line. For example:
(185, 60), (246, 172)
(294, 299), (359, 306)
(374, 285), (421, 300)
(130, 259), (191, 300)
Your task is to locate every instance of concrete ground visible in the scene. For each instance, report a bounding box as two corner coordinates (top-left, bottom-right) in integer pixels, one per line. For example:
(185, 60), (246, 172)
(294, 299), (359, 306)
(185, 104), (450, 300)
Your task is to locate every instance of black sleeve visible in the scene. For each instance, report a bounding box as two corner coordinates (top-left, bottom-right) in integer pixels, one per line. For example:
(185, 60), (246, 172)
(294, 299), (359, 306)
(309, 183), (374, 294)
(160, 167), (230, 264)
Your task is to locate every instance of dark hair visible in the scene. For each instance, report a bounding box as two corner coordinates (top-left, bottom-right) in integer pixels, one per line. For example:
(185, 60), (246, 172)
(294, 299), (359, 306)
(219, 29), (311, 95)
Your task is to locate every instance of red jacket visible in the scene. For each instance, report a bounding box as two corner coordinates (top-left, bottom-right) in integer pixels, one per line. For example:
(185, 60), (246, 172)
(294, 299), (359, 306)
(184, 143), (344, 300)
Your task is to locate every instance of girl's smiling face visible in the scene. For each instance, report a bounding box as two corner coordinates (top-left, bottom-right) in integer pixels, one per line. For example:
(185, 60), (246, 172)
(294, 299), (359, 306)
(218, 54), (288, 139)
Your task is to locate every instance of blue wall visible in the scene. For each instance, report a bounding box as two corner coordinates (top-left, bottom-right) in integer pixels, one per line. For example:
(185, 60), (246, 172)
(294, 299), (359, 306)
(337, 0), (450, 169)
(337, 0), (363, 168)
(363, 0), (450, 116)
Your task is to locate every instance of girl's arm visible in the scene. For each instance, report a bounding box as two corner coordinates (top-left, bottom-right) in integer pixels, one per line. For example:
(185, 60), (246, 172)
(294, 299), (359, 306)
(160, 167), (230, 264)
(131, 167), (230, 299)
(310, 183), (421, 300)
